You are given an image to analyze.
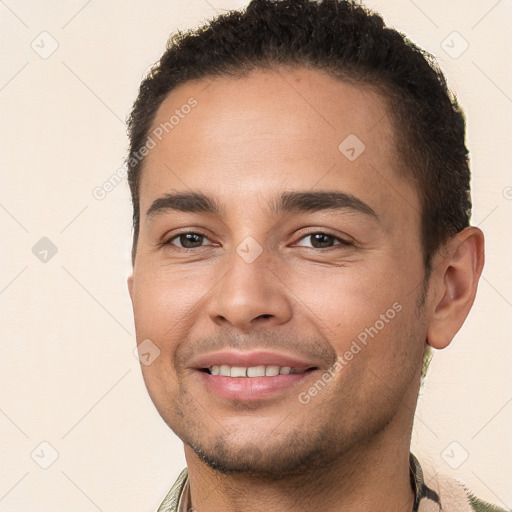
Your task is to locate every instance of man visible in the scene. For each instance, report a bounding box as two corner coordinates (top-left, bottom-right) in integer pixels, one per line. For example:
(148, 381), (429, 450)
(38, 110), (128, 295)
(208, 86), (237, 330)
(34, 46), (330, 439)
(126, 1), (506, 510)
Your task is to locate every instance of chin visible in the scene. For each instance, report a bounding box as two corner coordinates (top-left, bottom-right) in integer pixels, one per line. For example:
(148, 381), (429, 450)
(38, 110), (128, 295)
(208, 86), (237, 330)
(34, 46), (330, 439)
(179, 418), (353, 478)
(189, 439), (325, 477)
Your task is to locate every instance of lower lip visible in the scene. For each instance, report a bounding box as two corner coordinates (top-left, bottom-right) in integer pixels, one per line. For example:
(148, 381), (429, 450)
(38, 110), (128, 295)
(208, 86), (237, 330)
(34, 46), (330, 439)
(195, 370), (315, 401)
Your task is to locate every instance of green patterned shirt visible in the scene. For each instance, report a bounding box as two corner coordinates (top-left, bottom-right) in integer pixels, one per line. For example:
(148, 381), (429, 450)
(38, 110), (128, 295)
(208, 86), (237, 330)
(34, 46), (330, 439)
(157, 453), (509, 512)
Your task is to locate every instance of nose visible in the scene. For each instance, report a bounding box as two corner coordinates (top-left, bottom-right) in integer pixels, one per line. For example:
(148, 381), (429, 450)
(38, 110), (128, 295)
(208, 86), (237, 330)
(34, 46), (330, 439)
(206, 247), (293, 332)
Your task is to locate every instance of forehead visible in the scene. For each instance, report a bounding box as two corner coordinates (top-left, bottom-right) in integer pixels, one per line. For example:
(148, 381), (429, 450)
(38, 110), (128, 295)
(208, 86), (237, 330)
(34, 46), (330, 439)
(139, 67), (419, 229)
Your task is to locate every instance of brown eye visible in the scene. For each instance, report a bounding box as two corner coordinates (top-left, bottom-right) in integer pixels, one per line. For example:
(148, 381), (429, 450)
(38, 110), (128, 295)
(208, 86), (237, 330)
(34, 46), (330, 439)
(167, 233), (207, 249)
(310, 233), (335, 249)
(295, 233), (350, 249)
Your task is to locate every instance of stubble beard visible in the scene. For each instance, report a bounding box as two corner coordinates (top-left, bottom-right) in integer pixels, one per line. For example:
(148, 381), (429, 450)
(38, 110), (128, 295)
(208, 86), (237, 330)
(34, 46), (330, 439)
(166, 281), (429, 479)
(168, 377), (403, 480)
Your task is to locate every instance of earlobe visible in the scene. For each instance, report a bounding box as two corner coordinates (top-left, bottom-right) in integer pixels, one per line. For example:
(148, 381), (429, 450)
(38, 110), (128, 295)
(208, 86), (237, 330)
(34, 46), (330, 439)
(426, 227), (485, 350)
(127, 273), (134, 301)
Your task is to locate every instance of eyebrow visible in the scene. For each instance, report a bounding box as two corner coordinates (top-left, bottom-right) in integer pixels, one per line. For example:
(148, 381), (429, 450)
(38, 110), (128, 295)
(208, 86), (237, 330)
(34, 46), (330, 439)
(146, 191), (378, 220)
(146, 192), (221, 218)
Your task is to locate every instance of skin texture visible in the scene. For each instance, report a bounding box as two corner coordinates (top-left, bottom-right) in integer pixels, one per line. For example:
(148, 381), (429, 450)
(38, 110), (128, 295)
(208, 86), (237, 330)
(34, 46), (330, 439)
(128, 67), (484, 512)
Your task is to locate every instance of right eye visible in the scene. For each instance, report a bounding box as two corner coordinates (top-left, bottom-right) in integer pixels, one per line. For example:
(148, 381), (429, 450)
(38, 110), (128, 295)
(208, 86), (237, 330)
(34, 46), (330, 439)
(164, 232), (213, 249)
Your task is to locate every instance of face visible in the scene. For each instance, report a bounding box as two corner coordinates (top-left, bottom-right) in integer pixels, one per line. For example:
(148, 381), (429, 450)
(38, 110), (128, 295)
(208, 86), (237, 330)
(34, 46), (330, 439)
(128, 67), (429, 477)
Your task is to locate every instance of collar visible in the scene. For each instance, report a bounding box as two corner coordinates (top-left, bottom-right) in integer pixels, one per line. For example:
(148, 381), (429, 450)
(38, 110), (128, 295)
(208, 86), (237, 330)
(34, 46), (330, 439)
(409, 453), (441, 511)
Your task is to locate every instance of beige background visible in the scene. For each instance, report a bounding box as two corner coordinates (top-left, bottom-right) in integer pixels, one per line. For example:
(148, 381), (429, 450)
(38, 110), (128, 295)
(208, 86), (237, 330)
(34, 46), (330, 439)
(1, 0), (511, 510)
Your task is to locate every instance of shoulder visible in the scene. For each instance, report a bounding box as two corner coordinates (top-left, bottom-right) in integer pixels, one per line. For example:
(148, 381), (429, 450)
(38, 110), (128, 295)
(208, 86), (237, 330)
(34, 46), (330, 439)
(156, 468), (188, 512)
(468, 494), (511, 512)
(415, 457), (509, 512)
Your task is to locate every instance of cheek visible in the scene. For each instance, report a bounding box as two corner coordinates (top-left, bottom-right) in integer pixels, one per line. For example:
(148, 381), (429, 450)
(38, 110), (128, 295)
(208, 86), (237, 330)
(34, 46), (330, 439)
(131, 265), (217, 400)
(286, 261), (406, 336)
(287, 258), (423, 385)
(327, 303), (423, 416)
(131, 265), (211, 337)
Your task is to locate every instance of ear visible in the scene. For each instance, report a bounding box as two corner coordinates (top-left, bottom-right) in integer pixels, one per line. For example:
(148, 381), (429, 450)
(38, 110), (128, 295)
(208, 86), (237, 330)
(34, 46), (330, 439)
(426, 226), (485, 350)
(127, 273), (134, 301)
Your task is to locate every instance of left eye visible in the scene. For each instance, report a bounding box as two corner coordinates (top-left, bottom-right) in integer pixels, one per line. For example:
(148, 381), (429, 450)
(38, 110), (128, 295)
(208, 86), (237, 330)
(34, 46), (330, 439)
(294, 233), (350, 249)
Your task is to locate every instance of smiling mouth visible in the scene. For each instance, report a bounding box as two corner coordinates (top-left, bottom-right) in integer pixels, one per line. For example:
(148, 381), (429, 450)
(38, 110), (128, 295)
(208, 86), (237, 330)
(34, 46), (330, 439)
(202, 365), (318, 378)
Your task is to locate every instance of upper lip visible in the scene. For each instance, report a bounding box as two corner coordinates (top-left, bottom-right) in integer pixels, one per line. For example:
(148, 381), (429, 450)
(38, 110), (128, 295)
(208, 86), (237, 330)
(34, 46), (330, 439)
(190, 350), (320, 370)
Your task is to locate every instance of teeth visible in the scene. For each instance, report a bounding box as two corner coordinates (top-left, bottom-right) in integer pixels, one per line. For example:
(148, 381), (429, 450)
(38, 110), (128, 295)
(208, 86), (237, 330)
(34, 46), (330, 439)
(247, 365), (265, 377)
(231, 366), (247, 377)
(265, 365), (280, 376)
(209, 365), (297, 377)
(219, 365), (230, 377)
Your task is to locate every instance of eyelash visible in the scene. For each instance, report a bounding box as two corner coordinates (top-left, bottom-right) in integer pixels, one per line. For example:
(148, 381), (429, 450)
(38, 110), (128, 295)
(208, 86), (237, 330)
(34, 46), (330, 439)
(162, 230), (353, 251)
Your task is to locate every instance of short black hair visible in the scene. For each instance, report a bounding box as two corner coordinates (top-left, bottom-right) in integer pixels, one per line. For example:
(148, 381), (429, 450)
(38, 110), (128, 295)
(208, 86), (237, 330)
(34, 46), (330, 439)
(126, 0), (471, 274)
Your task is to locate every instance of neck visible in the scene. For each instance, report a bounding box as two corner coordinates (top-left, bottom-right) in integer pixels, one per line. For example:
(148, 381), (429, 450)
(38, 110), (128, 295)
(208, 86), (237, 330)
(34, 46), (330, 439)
(183, 422), (415, 512)
(182, 365), (423, 512)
